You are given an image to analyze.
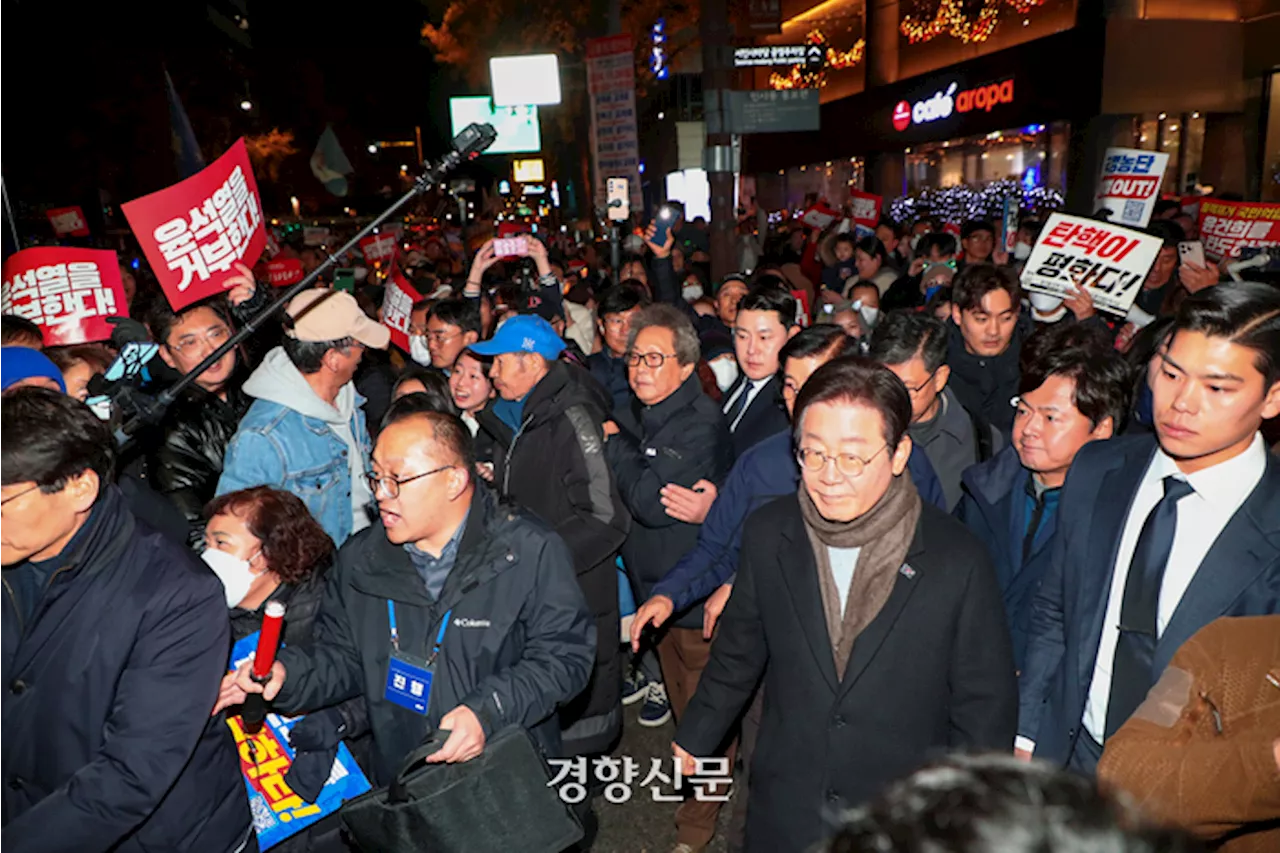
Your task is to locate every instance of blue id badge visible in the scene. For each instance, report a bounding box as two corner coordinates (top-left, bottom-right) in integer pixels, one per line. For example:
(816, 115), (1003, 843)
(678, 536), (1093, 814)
(385, 652), (434, 715)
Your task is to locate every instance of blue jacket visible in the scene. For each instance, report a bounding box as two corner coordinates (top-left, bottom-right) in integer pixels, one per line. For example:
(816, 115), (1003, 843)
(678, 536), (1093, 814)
(218, 347), (374, 545)
(652, 429), (947, 611)
(586, 349), (631, 415)
(1018, 434), (1280, 766)
(2, 487), (250, 852)
(955, 446), (1059, 673)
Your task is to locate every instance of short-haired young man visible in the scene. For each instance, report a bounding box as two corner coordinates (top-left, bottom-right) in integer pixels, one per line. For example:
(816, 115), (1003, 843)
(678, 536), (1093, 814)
(956, 324), (1131, 671)
(947, 264), (1032, 438)
(1018, 282), (1280, 775)
(721, 284), (800, 458)
(420, 297), (481, 372)
(588, 283), (651, 413)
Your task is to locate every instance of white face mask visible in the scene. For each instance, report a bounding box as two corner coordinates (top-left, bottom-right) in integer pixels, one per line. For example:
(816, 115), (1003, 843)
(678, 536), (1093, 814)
(1028, 292), (1064, 313)
(409, 334), (432, 367)
(201, 548), (261, 609)
(681, 283), (704, 302)
(708, 357), (740, 394)
(859, 306), (880, 329)
(1013, 242), (1032, 261)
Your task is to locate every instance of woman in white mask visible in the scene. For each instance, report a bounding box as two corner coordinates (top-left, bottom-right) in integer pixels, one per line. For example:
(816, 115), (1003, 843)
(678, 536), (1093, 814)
(203, 486), (335, 622)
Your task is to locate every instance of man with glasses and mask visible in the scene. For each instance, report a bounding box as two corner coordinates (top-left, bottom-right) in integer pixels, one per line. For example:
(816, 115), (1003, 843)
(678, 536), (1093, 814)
(671, 357), (1016, 852)
(871, 311), (1002, 510)
(218, 408), (595, 791)
(218, 288), (390, 545)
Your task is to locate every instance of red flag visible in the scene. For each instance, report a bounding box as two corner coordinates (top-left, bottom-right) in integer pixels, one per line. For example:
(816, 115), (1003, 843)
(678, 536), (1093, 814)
(46, 206), (91, 237)
(266, 258), (305, 287)
(122, 138), (266, 311)
(381, 268), (424, 353)
(848, 191), (882, 232)
(359, 233), (398, 266)
(2, 247), (125, 346)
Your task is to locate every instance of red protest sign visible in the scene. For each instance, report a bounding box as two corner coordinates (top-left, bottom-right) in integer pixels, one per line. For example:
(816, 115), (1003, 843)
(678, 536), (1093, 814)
(1196, 198), (1280, 260)
(848, 191), (882, 232)
(46, 206), (91, 237)
(122, 138), (266, 312)
(2, 247), (125, 346)
(801, 203), (841, 231)
(359, 233), (397, 266)
(266, 258), (305, 287)
(381, 268), (424, 353)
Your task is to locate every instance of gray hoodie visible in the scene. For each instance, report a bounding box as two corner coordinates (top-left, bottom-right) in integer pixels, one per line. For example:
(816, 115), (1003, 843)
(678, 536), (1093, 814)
(243, 347), (374, 534)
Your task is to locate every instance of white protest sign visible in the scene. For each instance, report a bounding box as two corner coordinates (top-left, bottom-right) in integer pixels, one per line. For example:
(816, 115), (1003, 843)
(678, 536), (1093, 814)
(1020, 213), (1162, 316)
(1094, 147), (1169, 228)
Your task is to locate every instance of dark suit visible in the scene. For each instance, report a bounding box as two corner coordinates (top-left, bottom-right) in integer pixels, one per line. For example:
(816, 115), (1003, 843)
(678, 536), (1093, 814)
(723, 375), (789, 460)
(1018, 434), (1280, 769)
(676, 495), (1018, 853)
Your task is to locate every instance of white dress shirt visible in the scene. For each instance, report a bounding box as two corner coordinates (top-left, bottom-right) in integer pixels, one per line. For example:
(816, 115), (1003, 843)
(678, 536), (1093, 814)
(723, 376), (769, 432)
(828, 546), (861, 616)
(1080, 432), (1267, 743)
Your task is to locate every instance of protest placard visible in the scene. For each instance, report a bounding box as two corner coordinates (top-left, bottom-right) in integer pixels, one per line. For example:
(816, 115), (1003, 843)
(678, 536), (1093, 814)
(1020, 213), (1162, 316)
(801, 203), (841, 231)
(1196, 198), (1280, 260)
(227, 633), (370, 850)
(266, 258), (305, 287)
(122, 139), (266, 311)
(1093, 147), (1169, 228)
(2, 247), (125, 346)
(848, 191), (882, 233)
(46, 205), (91, 237)
(359, 233), (397, 265)
(381, 268), (424, 352)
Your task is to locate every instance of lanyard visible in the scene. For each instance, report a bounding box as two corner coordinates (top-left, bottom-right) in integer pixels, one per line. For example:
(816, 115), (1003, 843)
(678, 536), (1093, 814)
(387, 600), (451, 661)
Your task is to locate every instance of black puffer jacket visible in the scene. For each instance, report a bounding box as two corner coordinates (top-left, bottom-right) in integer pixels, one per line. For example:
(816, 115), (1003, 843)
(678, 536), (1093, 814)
(478, 361), (630, 756)
(1, 486), (251, 852)
(147, 383), (252, 547)
(274, 485), (596, 784)
(606, 375), (733, 629)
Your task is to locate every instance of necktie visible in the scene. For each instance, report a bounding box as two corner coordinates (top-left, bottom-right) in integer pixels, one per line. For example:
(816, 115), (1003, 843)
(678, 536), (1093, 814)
(1105, 475), (1195, 737)
(724, 380), (752, 431)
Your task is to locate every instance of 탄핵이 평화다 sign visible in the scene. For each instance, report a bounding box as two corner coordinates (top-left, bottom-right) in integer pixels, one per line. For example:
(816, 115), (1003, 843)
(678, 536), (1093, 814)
(2, 247), (126, 346)
(1020, 213), (1162, 316)
(122, 138), (266, 312)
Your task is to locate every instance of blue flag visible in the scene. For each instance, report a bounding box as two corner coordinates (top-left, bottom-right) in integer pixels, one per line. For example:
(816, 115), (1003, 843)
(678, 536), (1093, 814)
(310, 126), (353, 197)
(164, 69), (205, 178)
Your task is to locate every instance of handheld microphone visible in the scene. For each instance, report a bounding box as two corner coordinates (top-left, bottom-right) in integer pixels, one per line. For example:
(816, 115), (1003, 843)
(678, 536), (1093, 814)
(242, 601), (286, 734)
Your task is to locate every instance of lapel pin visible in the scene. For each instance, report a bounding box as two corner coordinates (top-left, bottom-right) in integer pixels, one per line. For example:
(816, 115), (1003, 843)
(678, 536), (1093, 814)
(899, 565), (916, 579)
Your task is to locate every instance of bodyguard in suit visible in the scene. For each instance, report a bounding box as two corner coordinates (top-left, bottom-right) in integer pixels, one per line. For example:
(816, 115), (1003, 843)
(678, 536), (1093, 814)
(674, 357), (1017, 852)
(956, 323), (1131, 673)
(1018, 282), (1280, 774)
(720, 284), (798, 459)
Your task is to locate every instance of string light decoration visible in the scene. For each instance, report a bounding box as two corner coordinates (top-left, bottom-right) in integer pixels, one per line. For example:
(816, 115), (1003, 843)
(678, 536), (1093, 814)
(899, 0), (1045, 46)
(769, 29), (865, 90)
(887, 180), (1063, 226)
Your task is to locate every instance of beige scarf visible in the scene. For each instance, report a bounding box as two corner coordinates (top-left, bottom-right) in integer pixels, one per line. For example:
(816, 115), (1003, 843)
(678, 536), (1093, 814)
(798, 473), (921, 679)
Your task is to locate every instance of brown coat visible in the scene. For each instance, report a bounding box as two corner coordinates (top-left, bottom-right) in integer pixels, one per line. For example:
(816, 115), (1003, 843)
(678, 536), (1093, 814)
(1098, 616), (1280, 853)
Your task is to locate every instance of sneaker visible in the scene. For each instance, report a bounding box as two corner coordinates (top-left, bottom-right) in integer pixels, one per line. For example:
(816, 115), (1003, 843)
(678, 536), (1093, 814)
(638, 681), (672, 727)
(622, 668), (650, 706)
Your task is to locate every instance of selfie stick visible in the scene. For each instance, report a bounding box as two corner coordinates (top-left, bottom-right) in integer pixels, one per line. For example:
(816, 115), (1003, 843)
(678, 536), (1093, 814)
(241, 601), (286, 734)
(117, 123), (498, 440)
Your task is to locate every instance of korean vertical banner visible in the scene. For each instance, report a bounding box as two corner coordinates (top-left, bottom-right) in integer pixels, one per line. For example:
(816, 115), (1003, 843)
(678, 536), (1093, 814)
(380, 267), (424, 353)
(2, 247), (126, 346)
(122, 138), (266, 311)
(587, 35), (642, 215)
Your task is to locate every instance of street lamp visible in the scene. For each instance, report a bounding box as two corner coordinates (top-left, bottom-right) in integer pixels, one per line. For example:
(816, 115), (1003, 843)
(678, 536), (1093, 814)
(367, 144), (378, 154)
(240, 99), (253, 111)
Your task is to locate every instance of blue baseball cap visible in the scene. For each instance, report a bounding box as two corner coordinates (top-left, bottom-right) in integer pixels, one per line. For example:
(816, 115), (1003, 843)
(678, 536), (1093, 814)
(2, 346), (66, 393)
(469, 315), (565, 360)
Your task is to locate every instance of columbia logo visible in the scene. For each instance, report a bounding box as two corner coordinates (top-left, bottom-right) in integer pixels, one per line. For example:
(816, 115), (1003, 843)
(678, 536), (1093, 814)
(454, 617), (492, 628)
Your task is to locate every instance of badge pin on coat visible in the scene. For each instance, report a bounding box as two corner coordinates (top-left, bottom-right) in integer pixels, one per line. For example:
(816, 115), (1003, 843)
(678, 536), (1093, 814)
(899, 565), (917, 579)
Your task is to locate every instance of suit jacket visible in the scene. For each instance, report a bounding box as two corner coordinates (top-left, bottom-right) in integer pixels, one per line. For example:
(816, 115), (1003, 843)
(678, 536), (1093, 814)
(1097, 616), (1280, 853)
(723, 375), (789, 460)
(1018, 434), (1280, 766)
(676, 494), (1018, 853)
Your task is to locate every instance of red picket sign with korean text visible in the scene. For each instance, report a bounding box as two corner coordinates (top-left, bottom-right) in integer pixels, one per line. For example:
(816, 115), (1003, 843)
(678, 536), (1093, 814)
(1196, 198), (1280, 260)
(46, 206), (91, 237)
(266, 258), (305, 287)
(2, 247), (125, 346)
(801, 203), (841, 231)
(381, 268), (424, 353)
(359, 233), (397, 266)
(848, 191), (882, 232)
(122, 138), (266, 312)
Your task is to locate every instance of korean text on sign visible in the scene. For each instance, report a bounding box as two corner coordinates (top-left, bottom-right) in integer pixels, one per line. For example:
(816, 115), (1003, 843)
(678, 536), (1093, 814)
(381, 269), (423, 353)
(2, 247), (125, 347)
(122, 138), (267, 312)
(547, 756), (731, 805)
(1093, 147), (1169, 229)
(1196, 199), (1280, 260)
(1020, 213), (1162, 316)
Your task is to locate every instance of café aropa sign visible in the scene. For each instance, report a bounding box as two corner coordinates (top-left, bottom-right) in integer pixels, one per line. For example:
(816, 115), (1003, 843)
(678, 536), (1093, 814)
(892, 77), (1015, 132)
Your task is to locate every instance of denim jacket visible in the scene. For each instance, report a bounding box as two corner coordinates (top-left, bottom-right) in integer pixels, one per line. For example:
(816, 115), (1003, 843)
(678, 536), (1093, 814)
(217, 348), (374, 544)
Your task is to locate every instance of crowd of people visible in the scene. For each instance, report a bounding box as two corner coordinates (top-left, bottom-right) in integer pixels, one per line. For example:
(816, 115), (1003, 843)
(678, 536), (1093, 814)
(1, 200), (1278, 853)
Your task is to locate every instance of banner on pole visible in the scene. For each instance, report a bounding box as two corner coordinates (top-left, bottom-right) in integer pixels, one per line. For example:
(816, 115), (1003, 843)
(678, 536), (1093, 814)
(1020, 213), (1162, 316)
(587, 35), (643, 215)
(381, 268), (424, 353)
(122, 138), (266, 312)
(2, 247), (125, 346)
